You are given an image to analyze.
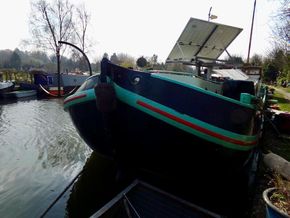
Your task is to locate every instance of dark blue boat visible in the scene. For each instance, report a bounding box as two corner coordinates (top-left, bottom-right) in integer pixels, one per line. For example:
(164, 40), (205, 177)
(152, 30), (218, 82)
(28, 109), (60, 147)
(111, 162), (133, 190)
(20, 70), (89, 97)
(1, 90), (37, 99)
(64, 18), (266, 176)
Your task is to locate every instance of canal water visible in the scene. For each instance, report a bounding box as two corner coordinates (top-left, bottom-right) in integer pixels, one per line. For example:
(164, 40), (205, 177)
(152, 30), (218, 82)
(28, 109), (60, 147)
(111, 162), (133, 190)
(0, 97), (254, 218)
(0, 98), (92, 218)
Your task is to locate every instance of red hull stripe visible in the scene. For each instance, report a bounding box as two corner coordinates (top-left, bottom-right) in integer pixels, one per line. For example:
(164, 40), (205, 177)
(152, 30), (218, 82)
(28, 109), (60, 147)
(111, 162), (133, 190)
(137, 100), (257, 146)
(49, 90), (64, 95)
(64, 94), (87, 104)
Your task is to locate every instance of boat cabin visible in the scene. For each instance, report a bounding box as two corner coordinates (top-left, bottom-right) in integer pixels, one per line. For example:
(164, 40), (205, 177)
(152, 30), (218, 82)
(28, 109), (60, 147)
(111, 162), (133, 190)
(165, 17), (261, 101)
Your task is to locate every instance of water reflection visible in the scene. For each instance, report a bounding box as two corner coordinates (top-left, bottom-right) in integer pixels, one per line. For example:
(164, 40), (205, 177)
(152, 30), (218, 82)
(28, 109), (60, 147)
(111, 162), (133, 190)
(65, 152), (127, 218)
(66, 150), (251, 218)
(0, 98), (91, 218)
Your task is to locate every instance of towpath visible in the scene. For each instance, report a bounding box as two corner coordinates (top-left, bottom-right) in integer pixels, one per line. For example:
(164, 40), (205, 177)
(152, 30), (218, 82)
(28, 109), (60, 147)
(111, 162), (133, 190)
(271, 87), (290, 101)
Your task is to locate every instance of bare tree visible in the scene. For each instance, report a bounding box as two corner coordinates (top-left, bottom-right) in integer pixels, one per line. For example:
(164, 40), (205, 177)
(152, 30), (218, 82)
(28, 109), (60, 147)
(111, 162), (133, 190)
(117, 53), (135, 68)
(73, 3), (91, 53)
(271, 0), (290, 51)
(29, 0), (74, 54)
(30, 0), (76, 96)
(70, 3), (92, 70)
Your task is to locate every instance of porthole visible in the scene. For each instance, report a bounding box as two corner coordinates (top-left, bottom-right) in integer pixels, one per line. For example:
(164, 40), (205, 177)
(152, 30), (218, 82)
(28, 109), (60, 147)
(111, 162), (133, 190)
(131, 76), (141, 85)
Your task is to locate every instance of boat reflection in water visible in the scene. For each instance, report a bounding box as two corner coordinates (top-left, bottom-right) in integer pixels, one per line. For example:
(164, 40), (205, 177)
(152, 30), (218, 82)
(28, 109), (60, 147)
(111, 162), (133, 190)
(65, 149), (255, 217)
(65, 152), (128, 218)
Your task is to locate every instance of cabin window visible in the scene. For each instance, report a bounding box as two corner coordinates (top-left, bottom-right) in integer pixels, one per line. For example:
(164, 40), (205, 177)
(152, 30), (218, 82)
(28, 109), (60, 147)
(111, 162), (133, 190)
(47, 76), (53, 85)
(78, 75), (99, 91)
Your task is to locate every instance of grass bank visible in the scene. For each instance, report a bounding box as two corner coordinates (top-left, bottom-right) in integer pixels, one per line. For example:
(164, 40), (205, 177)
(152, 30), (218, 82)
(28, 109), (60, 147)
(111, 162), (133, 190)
(282, 87), (290, 93)
(272, 89), (290, 112)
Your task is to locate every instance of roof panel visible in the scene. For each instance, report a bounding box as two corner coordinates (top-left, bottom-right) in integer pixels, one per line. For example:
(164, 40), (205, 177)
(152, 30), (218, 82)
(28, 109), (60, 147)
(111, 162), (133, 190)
(166, 18), (242, 64)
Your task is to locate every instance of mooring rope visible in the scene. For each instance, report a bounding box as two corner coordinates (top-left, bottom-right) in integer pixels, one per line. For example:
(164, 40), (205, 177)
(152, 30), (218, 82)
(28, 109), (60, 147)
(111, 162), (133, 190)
(39, 168), (85, 218)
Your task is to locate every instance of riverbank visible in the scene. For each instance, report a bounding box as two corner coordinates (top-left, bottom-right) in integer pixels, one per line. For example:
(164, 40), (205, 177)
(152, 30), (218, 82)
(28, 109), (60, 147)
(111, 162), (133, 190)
(274, 87), (290, 101)
(250, 119), (290, 217)
(270, 86), (290, 112)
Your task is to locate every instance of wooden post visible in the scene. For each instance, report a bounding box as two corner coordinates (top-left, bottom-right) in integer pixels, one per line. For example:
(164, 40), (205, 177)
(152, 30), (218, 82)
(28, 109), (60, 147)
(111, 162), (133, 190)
(57, 45), (61, 97)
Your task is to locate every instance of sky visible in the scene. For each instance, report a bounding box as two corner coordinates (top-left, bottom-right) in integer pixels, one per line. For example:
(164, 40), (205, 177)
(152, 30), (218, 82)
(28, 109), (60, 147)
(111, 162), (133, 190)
(0, 0), (280, 63)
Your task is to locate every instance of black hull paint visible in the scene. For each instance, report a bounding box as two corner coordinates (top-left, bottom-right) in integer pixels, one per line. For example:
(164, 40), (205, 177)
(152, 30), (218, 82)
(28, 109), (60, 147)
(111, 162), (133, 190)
(68, 100), (114, 157)
(68, 98), (252, 173)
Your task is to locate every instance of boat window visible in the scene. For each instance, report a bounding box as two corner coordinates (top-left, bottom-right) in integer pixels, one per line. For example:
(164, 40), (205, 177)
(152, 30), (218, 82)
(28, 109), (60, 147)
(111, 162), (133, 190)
(77, 75), (99, 91)
(47, 76), (53, 85)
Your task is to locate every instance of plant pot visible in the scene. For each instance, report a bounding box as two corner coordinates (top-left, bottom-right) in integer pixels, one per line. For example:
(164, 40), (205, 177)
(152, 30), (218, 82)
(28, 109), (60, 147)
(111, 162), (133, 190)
(263, 187), (290, 218)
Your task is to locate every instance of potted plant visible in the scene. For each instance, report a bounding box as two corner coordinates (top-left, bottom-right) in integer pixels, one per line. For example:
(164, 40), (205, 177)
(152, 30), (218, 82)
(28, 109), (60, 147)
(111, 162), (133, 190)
(263, 174), (290, 218)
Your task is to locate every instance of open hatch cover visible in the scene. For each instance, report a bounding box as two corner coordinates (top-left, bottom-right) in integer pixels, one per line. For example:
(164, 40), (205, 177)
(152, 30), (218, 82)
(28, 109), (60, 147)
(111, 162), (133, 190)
(166, 18), (242, 64)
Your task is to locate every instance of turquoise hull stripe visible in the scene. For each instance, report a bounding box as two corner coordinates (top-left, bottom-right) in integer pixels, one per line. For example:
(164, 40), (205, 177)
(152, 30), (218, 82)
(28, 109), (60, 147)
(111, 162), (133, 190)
(63, 89), (95, 110)
(114, 83), (257, 151)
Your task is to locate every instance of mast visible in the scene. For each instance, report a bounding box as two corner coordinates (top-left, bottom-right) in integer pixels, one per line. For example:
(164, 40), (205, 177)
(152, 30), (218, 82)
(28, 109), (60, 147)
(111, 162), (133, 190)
(208, 7), (212, 21)
(247, 0), (257, 64)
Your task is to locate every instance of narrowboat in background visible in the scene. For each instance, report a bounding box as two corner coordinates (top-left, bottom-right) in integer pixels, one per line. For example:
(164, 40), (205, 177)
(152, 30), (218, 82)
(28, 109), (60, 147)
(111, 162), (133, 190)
(20, 70), (89, 97)
(0, 81), (15, 94)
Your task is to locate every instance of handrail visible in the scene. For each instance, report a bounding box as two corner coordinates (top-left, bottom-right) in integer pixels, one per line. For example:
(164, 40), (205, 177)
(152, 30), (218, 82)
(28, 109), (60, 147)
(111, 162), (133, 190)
(58, 41), (92, 76)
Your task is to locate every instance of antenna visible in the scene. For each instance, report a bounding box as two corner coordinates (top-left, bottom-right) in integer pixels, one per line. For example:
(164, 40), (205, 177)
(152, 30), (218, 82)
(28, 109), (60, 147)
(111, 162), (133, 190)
(208, 7), (212, 21)
(208, 7), (218, 21)
(247, 0), (257, 64)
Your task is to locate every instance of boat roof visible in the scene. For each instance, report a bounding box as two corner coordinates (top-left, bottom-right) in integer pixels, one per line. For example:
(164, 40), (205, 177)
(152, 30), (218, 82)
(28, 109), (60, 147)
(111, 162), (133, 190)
(166, 17), (242, 65)
(212, 69), (249, 80)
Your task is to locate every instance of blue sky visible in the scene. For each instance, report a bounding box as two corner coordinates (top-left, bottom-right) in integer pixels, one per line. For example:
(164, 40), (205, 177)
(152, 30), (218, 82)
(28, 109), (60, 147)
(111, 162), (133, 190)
(0, 0), (280, 62)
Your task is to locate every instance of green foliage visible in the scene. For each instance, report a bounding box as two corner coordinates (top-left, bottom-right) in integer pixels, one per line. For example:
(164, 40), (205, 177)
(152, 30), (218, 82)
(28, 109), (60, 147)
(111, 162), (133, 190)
(9, 51), (21, 70)
(263, 63), (279, 82)
(250, 54), (263, 66)
(1, 70), (33, 83)
(136, 56), (147, 68)
(224, 55), (244, 66)
(152, 62), (165, 70)
(110, 53), (119, 64)
(0, 50), (12, 68)
(263, 48), (289, 83)
(285, 87), (290, 93)
(0, 48), (94, 73)
(113, 53), (135, 68)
